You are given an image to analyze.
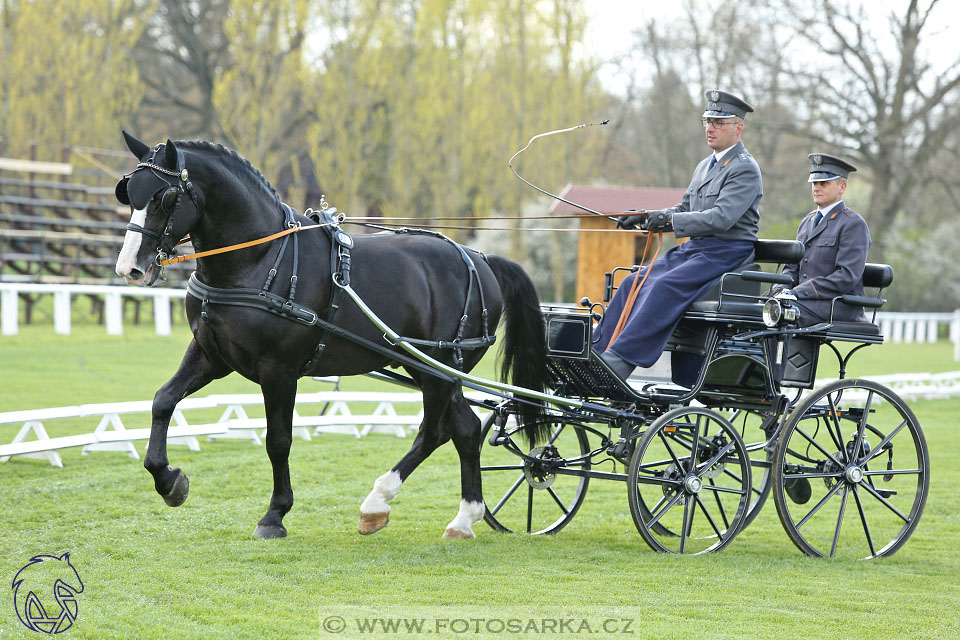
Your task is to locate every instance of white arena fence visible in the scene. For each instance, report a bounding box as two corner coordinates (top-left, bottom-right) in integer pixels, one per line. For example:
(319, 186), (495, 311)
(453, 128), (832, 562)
(2, 283), (959, 360)
(2, 370), (958, 468)
(0, 381), (499, 468)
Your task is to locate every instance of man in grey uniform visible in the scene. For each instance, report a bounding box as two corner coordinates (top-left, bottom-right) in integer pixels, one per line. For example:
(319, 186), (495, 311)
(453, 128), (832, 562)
(779, 153), (871, 325)
(595, 90), (762, 379)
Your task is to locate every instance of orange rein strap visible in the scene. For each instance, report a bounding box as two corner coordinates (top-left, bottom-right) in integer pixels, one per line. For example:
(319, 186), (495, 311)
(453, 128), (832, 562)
(160, 222), (334, 266)
(607, 230), (663, 346)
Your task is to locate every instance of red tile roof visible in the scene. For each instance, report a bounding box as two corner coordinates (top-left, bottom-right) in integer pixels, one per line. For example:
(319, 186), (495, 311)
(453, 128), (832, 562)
(550, 184), (686, 214)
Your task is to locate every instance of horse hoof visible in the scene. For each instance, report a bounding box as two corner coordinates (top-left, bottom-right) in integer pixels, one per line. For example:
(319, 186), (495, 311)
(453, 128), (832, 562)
(253, 524), (288, 539)
(442, 527), (475, 539)
(162, 469), (190, 507)
(358, 512), (389, 535)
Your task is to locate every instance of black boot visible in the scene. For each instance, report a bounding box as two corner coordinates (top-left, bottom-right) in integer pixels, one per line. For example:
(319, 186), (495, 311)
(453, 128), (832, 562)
(600, 350), (635, 380)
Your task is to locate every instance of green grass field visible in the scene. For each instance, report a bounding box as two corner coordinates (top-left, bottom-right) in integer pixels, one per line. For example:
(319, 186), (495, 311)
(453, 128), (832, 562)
(1, 324), (959, 639)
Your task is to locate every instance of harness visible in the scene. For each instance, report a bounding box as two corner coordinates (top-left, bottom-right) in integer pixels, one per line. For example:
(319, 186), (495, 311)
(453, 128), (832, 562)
(185, 205), (495, 376)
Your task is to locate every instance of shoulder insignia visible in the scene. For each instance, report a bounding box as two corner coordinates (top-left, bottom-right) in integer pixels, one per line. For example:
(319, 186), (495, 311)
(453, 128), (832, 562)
(739, 152), (747, 160)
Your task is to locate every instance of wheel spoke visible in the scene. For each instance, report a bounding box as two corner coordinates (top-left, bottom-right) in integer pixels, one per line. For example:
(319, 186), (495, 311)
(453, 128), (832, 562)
(526, 485), (533, 533)
(546, 423), (566, 446)
(648, 490), (686, 528)
(709, 482), (731, 530)
(700, 483), (746, 496)
(695, 439), (737, 476)
(791, 426), (846, 469)
(689, 415), (702, 474)
(481, 464), (525, 472)
(851, 390), (874, 461)
(852, 485), (877, 557)
(697, 494), (725, 538)
(721, 466), (761, 496)
(859, 480), (911, 522)
(490, 474), (526, 516)
(796, 480), (845, 529)
(658, 429), (688, 471)
(860, 419), (909, 466)
(679, 497), (693, 554)
(830, 485), (850, 557)
(825, 394), (848, 460)
(546, 486), (570, 515)
(861, 468), (921, 477)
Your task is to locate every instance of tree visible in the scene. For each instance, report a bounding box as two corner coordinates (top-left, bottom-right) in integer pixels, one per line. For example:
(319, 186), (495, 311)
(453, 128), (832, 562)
(781, 0), (960, 259)
(127, 0), (232, 140)
(212, 0), (310, 177)
(0, 0), (144, 159)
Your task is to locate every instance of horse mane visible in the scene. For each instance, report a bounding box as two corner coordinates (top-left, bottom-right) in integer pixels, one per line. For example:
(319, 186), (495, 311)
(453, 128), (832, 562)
(177, 140), (282, 209)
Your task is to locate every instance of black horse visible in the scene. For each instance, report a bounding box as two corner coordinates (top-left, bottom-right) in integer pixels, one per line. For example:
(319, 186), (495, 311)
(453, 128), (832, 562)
(114, 132), (548, 539)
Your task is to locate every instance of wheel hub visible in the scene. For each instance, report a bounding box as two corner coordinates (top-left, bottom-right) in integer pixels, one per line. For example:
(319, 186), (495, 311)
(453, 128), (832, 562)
(844, 465), (864, 484)
(683, 474), (703, 494)
(523, 446), (557, 489)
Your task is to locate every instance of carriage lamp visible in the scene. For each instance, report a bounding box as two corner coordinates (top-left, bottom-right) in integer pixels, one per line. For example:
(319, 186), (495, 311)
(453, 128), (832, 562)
(763, 289), (799, 327)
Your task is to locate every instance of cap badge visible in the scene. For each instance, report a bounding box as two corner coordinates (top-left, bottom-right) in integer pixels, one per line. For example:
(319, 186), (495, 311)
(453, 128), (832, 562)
(710, 91), (719, 101)
(812, 154), (822, 164)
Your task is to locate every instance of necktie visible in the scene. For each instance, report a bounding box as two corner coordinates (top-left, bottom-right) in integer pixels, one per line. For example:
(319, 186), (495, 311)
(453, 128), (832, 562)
(709, 155), (718, 171)
(813, 210), (823, 227)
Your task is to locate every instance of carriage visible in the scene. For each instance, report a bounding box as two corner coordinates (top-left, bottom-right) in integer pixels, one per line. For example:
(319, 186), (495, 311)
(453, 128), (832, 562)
(113, 132), (927, 559)
(476, 239), (929, 557)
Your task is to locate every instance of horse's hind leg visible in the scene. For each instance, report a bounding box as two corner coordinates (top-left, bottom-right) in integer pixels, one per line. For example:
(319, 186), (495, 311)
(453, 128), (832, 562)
(442, 398), (485, 539)
(145, 338), (230, 506)
(358, 380), (452, 535)
(253, 375), (298, 539)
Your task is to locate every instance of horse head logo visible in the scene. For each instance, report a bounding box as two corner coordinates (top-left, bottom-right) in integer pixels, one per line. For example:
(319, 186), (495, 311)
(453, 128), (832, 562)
(12, 553), (84, 634)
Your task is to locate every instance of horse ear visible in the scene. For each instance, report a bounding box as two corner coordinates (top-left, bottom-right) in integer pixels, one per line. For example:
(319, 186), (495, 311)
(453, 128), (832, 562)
(165, 139), (179, 169)
(59, 552), (71, 562)
(122, 130), (150, 159)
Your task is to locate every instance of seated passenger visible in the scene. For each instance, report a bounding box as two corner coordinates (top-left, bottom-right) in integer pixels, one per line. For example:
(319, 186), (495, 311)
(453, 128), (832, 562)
(595, 90), (762, 379)
(776, 153), (871, 325)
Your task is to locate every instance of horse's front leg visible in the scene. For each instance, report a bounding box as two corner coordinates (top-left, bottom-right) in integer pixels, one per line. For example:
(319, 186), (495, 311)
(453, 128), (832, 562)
(145, 338), (230, 506)
(253, 375), (298, 539)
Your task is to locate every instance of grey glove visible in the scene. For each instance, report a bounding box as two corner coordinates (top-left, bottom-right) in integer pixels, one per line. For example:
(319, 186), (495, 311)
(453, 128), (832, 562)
(616, 210), (647, 230)
(640, 210), (672, 232)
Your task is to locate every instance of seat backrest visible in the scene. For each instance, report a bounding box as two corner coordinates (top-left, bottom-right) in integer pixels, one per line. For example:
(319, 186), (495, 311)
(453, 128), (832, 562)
(754, 239), (804, 264)
(863, 263), (893, 289)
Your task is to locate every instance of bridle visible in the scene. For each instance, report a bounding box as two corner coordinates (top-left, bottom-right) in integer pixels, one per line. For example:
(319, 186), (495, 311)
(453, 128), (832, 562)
(116, 145), (203, 268)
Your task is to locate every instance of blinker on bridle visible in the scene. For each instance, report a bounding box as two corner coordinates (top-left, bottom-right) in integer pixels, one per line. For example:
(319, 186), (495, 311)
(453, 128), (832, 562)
(120, 147), (202, 269)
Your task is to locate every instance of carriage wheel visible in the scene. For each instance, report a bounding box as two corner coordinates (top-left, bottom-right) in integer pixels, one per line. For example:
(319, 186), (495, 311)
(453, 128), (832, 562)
(628, 407), (752, 554)
(479, 412), (591, 535)
(773, 379), (929, 558)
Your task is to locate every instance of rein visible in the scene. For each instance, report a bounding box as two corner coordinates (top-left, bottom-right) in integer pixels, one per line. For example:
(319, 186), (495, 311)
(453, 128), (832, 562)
(161, 219), (339, 266)
(608, 231), (663, 346)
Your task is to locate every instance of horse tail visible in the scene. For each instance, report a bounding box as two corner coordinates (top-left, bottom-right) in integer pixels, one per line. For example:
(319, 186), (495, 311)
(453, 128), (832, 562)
(486, 255), (550, 446)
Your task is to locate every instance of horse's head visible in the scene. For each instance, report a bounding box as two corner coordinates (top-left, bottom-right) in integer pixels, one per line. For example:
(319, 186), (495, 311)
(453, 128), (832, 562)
(115, 131), (204, 286)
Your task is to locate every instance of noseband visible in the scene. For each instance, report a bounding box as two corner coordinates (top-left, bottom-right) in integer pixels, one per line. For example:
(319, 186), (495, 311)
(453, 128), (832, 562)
(121, 150), (203, 266)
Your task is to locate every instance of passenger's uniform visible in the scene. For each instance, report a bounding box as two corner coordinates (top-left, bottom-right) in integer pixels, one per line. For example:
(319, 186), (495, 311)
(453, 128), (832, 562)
(782, 201), (871, 323)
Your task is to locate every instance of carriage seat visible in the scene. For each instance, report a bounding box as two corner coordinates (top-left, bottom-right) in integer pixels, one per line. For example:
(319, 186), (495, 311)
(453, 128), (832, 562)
(801, 263), (893, 337)
(684, 239), (804, 316)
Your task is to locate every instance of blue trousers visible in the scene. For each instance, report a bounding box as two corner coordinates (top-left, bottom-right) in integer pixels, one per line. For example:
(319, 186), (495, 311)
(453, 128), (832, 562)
(593, 238), (754, 367)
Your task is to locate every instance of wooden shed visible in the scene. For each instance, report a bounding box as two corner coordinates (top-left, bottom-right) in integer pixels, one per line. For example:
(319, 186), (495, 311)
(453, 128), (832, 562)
(550, 184), (686, 304)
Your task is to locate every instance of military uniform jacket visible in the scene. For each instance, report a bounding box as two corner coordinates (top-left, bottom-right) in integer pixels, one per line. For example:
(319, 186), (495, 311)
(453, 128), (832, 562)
(782, 201), (871, 322)
(658, 140), (762, 242)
